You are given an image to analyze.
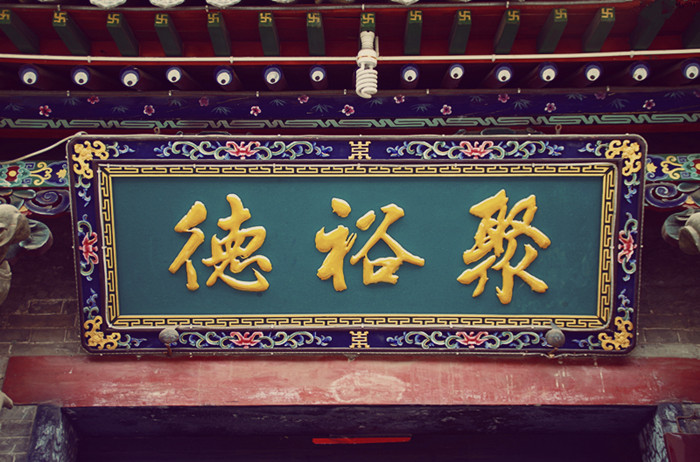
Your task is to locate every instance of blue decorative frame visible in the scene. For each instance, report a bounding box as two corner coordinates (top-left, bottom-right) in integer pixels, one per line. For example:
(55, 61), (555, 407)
(68, 134), (645, 354)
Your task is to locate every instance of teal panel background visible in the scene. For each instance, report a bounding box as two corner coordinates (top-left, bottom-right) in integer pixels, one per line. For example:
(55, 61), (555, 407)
(108, 173), (604, 319)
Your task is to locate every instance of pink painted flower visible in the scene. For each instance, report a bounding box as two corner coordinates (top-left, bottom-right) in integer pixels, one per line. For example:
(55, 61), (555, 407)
(38, 105), (51, 117)
(594, 92), (607, 100)
(459, 141), (494, 159)
(544, 102), (557, 113)
(143, 105), (155, 116)
(229, 332), (263, 349)
(224, 141), (261, 158)
(341, 104), (355, 116)
(643, 99), (655, 110)
(498, 93), (510, 103)
(694, 90), (700, 98)
(87, 96), (99, 105)
(440, 104), (452, 116)
(298, 95), (309, 104)
(455, 331), (489, 349)
(250, 105), (261, 116)
(198, 96), (209, 107)
(394, 95), (405, 104)
(79, 232), (99, 265)
(617, 230), (637, 264)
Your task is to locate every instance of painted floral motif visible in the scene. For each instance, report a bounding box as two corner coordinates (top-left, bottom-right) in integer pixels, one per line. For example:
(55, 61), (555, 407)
(458, 141), (494, 158)
(229, 332), (264, 348)
(87, 96), (99, 105)
(455, 331), (489, 349)
(341, 104), (355, 116)
(143, 105), (155, 116)
(77, 216), (99, 279)
(250, 106), (261, 116)
(595, 92), (607, 100)
(198, 97), (209, 107)
(498, 94), (510, 103)
(79, 231), (99, 266)
(394, 95), (405, 104)
(545, 102), (557, 113)
(643, 99), (656, 110)
(38, 105), (51, 117)
(224, 141), (261, 158)
(387, 140), (563, 160)
(617, 213), (639, 281)
(155, 140), (332, 160)
(298, 95), (309, 104)
(440, 104), (452, 116)
(617, 230), (636, 264)
(387, 330), (547, 350)
(179, 330), (332, 350)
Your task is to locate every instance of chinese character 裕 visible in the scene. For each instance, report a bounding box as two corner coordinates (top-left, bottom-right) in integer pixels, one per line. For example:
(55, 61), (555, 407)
(457, 189), (551, 304)
(315, 198), (424, 291)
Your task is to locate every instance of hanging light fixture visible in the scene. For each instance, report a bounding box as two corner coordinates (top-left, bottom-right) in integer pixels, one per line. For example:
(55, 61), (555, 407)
(355, 30), (378, 99)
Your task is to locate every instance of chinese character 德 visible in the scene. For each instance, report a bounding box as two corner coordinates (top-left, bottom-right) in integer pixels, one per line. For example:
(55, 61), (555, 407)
(169, 194), (272, 292)
(457, 189), (551, 304)
(315, 198), (424, 291)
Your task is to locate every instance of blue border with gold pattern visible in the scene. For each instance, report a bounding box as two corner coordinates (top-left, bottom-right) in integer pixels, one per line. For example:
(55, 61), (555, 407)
(68, 134), (644, 355)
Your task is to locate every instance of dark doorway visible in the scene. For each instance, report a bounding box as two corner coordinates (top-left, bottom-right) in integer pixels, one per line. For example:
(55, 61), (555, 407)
(64, 405), (651, 461)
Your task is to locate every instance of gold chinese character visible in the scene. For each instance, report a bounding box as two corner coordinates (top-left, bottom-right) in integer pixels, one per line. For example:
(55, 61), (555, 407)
(350, 204), (425, 285)
(316, 198), (424, 290)
(169, 201), (207, 291)
(315, 198), (356, 291)
(202, 194), (272, 292)
(349, 330), (370, 349)
(457, 189), (551, 304)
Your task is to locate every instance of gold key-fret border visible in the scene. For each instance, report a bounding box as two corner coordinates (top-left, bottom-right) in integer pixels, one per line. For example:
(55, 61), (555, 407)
(98, 162), (616, 330)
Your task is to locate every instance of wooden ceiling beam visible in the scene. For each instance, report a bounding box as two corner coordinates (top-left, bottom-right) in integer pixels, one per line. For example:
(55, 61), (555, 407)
(494, 9), (520, 54)
(155, 13), (183, 57)
(360, 12), (375, 33)
(582, 7), (615, 53)
(448, 10), (471, 55)
(208, 12), (231, 57)
(258, 12), (279, 56)
(631, 0), (676, 51)
(52, 11), (90, 56)
(404, 10), (422, 56)
(538, 8), (567, 54)
(683, 11), (700, 48)
(306, 12), (325, 57)
(107, 12), (138, 57)
(0, 9), (39, 54)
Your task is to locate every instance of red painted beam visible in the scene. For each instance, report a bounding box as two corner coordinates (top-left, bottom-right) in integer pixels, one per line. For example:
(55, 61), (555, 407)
(3, 356), (699, 408)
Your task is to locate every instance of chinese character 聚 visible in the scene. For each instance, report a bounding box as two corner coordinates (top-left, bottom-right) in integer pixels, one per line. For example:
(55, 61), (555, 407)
(457, 189), (551, 304)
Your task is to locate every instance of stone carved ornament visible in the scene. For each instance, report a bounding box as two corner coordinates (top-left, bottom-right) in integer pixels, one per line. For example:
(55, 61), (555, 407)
(0, 204), (31, 305)
(662, 185), (700, 255)
(663, 210), (700, 255)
